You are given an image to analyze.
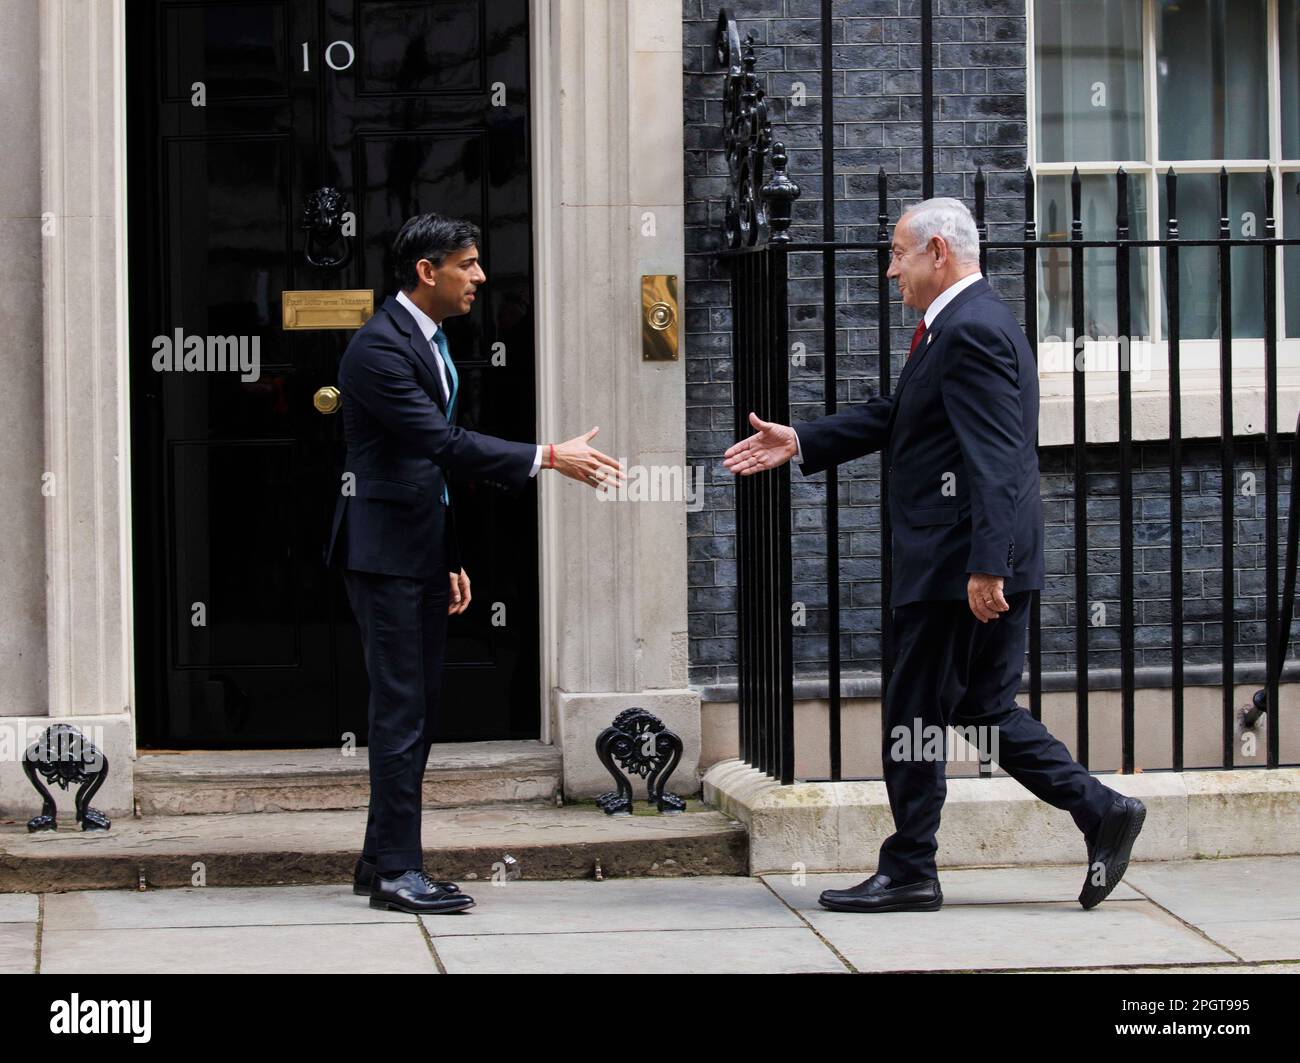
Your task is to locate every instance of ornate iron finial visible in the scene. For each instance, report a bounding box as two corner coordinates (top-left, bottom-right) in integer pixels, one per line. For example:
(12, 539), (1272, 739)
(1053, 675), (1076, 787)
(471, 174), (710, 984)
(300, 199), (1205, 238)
(594, 707), (686, 815)
(762, 142), (800, 243)
(715, 8), (799, 248)
(23, 723), (111, 832)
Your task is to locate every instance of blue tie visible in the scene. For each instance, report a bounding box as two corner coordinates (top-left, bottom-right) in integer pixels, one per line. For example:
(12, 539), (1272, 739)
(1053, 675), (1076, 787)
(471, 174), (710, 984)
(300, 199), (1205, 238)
(431, 329), (459, 504)
(431, 329), (459, 421)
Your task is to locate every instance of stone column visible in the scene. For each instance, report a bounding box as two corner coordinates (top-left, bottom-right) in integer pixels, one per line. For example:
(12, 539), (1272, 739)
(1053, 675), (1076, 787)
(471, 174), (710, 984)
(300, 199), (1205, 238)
(535, 0), (700, 796)
(0, 0), (48, 720)
(0, 0), (135, 817)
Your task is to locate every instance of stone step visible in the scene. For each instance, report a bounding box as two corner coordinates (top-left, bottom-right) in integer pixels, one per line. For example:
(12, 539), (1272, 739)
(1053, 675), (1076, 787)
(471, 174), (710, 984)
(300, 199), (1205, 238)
(133, 741), (563, 815)
(0, 802), (748, 891)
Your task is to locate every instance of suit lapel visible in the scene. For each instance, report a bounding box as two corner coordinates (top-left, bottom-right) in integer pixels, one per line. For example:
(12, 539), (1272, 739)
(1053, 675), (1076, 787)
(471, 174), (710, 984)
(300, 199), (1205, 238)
(380, 295), (449, 414)
(893, 276), (992, 396)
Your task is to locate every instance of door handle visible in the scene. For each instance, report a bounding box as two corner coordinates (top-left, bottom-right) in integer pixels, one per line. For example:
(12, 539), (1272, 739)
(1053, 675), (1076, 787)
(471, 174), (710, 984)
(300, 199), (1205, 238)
(313, 386), (341, 414)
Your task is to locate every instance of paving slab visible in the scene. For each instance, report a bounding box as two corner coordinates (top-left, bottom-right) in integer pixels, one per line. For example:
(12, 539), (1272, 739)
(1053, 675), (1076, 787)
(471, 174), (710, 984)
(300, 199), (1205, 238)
(419, 876), (802, 936)
(42, 885), (412, 930)
(40, 923), (438, 974)
(1123, 856), (1300, 963)
(1124, 856), (1300, 921)
(1149, 921), (1300, 963)
(0, 922), (36, 974)
(11, 857), (1298, 974)
(1047, 963), (1299, 974)
(786, 902), (1236, 972)
(0, 893), (38, 922)
(762, 865), (1143, 908)
(433, 927), (846, 974)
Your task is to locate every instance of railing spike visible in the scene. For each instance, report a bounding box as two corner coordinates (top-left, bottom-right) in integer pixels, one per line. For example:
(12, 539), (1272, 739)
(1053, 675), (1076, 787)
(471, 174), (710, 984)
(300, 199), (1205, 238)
(1219, 166), (1231, 239)
(877, 167), (888, 241)
(1024, 165), (1036, 239)
(1166, 166), (1179, 239)
(1071, 167), (1083, 241)
(1116, 166), (1129, 237)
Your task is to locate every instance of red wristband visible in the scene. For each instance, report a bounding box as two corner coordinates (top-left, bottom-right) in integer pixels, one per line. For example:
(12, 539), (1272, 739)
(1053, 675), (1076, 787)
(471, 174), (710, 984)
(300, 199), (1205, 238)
(549, 443), (556, 470)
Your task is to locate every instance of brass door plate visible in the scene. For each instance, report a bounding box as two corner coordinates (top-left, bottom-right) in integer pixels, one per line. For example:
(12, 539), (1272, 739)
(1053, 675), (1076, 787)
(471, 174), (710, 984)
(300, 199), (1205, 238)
(642, 275), (678, 361)
(282, 289), (374, 330)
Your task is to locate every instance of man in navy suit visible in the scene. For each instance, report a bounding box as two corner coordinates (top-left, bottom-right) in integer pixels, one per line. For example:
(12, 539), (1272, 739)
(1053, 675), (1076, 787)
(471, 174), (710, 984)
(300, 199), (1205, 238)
(724, 198), (1145, 913)
(326, 213), (624, 914)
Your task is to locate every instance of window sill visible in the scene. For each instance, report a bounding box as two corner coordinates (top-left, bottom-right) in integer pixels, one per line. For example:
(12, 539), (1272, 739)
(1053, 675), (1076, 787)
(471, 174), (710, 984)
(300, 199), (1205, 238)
(1037, 365), (1300, 447)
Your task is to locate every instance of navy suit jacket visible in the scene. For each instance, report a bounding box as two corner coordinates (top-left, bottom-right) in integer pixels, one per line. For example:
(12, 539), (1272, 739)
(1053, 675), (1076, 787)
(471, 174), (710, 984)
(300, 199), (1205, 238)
(324, 294), (536, 579)
(797, 276), (1044, 608)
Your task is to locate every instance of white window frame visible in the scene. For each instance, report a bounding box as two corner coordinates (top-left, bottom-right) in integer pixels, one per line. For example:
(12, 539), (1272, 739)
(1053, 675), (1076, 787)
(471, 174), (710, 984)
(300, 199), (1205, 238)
(1026, 0), (1300, 445)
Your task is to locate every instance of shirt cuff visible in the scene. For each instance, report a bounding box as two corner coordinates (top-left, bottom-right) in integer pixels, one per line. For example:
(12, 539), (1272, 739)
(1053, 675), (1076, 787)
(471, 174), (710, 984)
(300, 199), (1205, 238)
(529, 444), (543, 477)
(793, 429), (803, 466)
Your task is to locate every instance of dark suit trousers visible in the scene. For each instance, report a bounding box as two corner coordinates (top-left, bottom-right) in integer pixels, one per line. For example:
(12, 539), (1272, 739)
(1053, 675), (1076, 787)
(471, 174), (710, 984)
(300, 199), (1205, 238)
(343, 568), (449, 874)
(876, 590), (1115, 883)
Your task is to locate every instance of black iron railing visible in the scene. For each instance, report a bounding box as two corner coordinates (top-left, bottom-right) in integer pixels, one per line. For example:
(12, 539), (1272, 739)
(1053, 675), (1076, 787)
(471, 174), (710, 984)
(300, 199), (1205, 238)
(730, 246), (795, 783)
(712, 8), (1299, 785)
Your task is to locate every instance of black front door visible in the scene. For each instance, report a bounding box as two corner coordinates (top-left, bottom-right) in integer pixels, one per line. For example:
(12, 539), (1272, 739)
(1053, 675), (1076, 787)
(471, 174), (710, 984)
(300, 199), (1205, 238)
(128, 0), (539, 747)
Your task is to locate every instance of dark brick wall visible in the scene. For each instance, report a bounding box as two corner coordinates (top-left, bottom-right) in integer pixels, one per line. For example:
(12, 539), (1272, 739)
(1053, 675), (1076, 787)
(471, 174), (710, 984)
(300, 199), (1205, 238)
(682, 0), (1294, 688)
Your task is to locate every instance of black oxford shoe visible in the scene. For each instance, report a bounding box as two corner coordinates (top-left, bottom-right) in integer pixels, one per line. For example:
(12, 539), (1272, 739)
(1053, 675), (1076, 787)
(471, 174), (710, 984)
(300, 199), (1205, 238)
(354, 857), (460, 897)
(1079, 795), (1146, 910)
(370, 869), (475, 914)
(818, 873), (942, 913)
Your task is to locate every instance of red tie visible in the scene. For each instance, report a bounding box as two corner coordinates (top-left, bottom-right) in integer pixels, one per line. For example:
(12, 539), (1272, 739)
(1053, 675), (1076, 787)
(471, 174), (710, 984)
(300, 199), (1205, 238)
(908, 320), (927, 359)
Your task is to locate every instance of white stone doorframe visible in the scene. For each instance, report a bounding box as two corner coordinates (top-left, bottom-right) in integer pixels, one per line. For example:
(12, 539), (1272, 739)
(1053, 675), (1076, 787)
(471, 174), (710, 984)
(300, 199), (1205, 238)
(529, 0), (700, 797)
(0, 0), (138, 821)
(3, 0), (697, 822)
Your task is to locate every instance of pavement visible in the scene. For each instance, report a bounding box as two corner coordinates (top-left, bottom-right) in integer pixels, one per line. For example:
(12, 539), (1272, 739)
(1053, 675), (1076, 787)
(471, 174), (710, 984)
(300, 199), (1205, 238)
(2, 855), (1298, 974)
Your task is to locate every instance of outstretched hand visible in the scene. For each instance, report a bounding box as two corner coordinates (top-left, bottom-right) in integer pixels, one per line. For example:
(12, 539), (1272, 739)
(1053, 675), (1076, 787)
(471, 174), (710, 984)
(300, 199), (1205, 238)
(548, 427), (627, 491)
(723, 412), (798, 476)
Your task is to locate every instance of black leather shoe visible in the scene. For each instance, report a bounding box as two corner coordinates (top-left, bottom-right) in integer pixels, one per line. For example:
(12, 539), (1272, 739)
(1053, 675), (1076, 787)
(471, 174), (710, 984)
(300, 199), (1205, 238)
(354, 857), (460, 897)
(818, 873), (942, 913)
(353, 857), (375, 896)
(1079, 795), (1146, 910)
(369, 869), (475, 914)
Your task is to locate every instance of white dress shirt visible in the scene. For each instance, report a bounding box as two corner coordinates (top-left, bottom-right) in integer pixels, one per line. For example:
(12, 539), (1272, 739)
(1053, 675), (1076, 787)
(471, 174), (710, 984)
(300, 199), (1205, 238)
(791, 272), (983, 465)
(921, 270), (982, 329)
(396, 289), (543, 477)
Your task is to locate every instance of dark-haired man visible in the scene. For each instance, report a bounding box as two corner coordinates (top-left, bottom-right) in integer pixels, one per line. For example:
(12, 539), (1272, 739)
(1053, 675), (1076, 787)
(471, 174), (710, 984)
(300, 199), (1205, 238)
(326, 213), (624, 914)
